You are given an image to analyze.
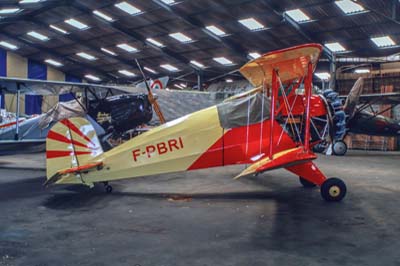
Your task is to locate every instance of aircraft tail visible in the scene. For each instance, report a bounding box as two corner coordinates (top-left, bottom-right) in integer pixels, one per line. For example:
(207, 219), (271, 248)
(45, 117), (104, 185)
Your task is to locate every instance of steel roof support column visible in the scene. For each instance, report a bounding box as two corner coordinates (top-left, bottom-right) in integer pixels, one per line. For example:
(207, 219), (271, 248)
(393, 0), (400, 21)
(196, 71), (203, 91)
(329, 54), (337, 91)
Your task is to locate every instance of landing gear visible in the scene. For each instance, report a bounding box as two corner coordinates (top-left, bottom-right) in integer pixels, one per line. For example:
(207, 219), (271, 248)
(103, 182), (113, 193)
(299, 176), (316, 188)
(312, 143), (326, 153)
(320, 177), (346, 202)
(332, 140), (347, 156)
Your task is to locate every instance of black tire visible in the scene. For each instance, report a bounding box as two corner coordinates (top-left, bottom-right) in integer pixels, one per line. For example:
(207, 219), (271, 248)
(105, 185), (113, 193)
(313, 143), (326, 153)
(299, 177), (317, 188)
(320, 177), (346, 202)
(332, 141), (347, 156)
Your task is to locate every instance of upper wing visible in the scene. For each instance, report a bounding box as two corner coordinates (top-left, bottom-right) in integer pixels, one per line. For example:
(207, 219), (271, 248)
(339, 92), (400, 105)
(0, 77), (137, 95)
(239, 43), (322, 87)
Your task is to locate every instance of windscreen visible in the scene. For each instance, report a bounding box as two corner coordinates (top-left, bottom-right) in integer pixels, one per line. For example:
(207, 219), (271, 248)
(217, 92), (271, 129)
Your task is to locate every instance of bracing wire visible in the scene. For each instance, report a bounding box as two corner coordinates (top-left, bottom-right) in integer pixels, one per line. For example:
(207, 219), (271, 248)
(276, 77), (302, 145)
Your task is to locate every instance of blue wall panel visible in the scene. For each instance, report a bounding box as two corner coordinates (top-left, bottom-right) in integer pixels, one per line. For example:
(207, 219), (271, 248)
(60, 74), (82, 102)
(65, 74), (82, 83)
(26, 60), (47, 114)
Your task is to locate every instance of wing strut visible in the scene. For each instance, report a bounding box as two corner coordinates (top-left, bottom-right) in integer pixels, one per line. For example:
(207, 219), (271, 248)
(269, 69), (278, 159)
(304, 62), (313, 152)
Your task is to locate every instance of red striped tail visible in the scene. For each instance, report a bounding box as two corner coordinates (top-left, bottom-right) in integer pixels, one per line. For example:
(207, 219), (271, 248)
(45, 117), (103, 183)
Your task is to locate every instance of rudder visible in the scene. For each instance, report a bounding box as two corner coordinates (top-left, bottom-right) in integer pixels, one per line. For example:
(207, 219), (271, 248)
(46, 117), (103, 184)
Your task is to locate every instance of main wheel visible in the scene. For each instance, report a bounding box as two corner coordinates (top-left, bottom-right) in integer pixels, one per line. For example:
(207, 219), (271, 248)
(299, 177), (316, 188)
(320, 177), (346, 202)
(332, 140), (347, 156)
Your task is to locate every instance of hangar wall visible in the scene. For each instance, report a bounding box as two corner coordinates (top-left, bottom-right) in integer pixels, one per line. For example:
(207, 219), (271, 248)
(0, 48), (81, 114)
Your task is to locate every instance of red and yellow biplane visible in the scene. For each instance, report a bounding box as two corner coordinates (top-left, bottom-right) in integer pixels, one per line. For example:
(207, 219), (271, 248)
(44, 43), (347, 202)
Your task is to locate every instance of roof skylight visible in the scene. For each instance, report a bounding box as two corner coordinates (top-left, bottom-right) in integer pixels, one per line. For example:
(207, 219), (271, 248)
(205, 25), (227, 36)
(20, 0), (44, 3)
(0, 8), (21, 14)
(248, 52), (261, 59)
(93, 10), (114, 22)
(174, 84), (184, 89)
(213, 57), (234, 66)
(324, 42), (347, 52)
(161, 64), (179, 72)
(76, 52), (97, 61)
(45, 59), (63, 67)
(146, 38), (165, 48)
(285, 9), (311, 23)
(118, 69), (136, 77)
(50, 24), (68, 34)
(65, 18), (89, 30)
(101, 47), (117, 56)
(85, 74), (101, 81)
(169, 32), (193, 43)
(160, 0), (175, 5)
(144, 67), (157, 74)
(335, 0), (365, 14)
(0, 41), (18, 50)
(190, 60), (205, 68)
(238, 18), (265, 31)
(116, 43), (138, 53)
(371, 36), (396, 48)
(115, 1), (142, 15)
(27, 31), (49, 41)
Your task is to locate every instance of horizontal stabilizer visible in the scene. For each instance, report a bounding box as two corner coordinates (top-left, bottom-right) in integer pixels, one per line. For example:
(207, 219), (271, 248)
(234, 147), (316, 179)
(44, 161), (103, 186)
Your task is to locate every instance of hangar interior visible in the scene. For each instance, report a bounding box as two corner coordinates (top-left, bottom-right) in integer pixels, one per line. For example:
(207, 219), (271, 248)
(0, 0), (400, 265)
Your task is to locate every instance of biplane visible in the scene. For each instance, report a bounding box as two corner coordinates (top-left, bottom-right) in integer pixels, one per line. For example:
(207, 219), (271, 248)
(0, 77), (168, 153)
(45, 43), (347, 202)
(315, 77), (400, 155)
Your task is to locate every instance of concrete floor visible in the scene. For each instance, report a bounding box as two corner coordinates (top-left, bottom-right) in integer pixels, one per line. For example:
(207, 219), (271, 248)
(0, 151), (400, 266)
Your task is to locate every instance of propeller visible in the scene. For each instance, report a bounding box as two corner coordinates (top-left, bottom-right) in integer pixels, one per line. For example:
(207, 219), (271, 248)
(343, 77), (364, 120)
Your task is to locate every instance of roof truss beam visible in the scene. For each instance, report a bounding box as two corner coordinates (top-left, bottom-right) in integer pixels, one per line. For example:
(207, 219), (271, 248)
(151, 0), (249, 61)
(70, 0), (202, 74)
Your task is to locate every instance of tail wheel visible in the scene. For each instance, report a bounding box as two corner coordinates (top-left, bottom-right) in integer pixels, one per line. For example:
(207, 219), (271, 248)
(105, 185), (113, 193)
(333, 141), (347, 156)
(103, 182), (113, 193)
(320, 177), (346, 202)
(299, 177), (316, 188)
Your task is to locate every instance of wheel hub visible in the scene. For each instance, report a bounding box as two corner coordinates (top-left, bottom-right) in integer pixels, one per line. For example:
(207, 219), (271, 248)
(329, 185), (341, 197)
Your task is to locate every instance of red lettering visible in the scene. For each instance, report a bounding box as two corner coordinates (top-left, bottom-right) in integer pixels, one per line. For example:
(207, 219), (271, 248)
(146, 145), (156, 158)
(157, 142), (168, 154)
(179, 137), (184, 148)
(132, 149), (140, 162)
(168, 139), (179, 151)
